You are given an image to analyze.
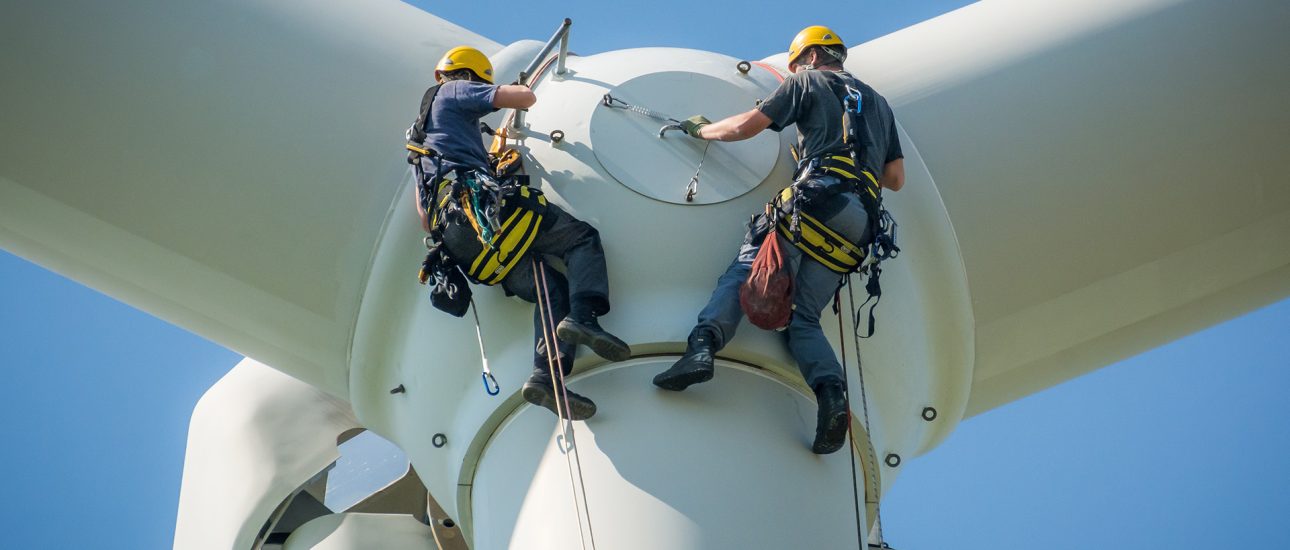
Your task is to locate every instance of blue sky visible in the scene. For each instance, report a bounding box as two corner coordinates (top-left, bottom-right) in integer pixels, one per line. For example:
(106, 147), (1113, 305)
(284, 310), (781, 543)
(3, 1), (1288, 548)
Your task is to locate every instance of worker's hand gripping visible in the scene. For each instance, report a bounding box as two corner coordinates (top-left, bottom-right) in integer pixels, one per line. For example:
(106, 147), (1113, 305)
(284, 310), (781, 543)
(679, 115), (711, 139)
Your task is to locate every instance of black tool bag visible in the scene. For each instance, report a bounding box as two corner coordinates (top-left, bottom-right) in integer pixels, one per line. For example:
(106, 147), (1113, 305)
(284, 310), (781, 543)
(430, 265), (472, 317)
(420, 242), (472, 318)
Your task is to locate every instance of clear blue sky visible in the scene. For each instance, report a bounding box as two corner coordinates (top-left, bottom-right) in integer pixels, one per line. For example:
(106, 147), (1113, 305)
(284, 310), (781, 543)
(3, 1), (1288, 548)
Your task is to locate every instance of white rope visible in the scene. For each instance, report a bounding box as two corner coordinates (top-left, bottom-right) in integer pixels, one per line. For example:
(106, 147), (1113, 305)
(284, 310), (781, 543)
(532, 259), (598, 550)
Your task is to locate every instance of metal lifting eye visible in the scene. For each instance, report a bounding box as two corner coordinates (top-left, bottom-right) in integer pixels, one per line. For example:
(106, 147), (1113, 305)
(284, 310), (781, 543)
(432, 433), (448, 448)
(549, 129), (565, 143)
(736, 60), (752, 74)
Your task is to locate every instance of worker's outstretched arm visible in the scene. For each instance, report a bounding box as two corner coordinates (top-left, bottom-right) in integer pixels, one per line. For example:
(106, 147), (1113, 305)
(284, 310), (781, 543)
(880, 158), (905, 192)
(695, 109), (773, 142)
(493, 85), (536, 109)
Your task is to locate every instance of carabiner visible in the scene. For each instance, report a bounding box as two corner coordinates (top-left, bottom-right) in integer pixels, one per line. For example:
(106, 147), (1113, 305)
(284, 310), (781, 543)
(481, 371), (500, 396)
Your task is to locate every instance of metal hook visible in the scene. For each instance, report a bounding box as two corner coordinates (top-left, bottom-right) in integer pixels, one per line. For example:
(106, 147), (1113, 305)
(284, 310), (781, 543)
(658, 123), (684, 138)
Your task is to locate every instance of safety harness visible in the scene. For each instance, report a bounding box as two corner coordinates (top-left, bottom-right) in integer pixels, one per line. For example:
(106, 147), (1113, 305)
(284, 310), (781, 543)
(772, 71), (900, 337)
(407, 83), (549, 291)
(459, 184), (548, 285)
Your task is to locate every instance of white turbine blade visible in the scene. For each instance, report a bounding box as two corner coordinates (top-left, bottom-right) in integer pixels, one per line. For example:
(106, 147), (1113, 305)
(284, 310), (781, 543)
(0, 0), (498, 396)
(853, 0), (1290, 414)
(174, 359), (361, 549)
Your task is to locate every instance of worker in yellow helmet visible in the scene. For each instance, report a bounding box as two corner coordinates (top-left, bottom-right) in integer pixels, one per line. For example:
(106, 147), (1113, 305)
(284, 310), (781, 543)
(407, 46), (631, 421)
(654, 26), (906, 454)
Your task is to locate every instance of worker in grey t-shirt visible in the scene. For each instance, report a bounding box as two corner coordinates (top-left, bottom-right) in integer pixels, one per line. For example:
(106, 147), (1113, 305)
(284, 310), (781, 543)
(652, 26), (906, 454)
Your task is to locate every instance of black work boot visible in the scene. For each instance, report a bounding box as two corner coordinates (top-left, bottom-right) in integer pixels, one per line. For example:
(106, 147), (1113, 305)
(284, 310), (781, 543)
(522, 375), (597, 421)
(652, 328), (717, 391)
(811, 381), (850, 454)
(556, 316), (631, 362)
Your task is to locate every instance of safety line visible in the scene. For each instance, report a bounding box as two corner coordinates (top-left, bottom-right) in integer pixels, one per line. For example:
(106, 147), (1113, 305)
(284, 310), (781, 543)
(684, 140), (711, 202)
(846, 276), (885, 545)
(469, 298), (500, 396)
(533, 259), (598, 550)
(531, 260), (590, 550)
(835, 289), (866, 550)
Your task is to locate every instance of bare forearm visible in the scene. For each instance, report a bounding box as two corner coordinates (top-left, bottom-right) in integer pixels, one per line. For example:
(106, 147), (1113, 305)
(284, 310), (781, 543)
(494, 84), (536, 109)
(698, 109), (773, 142)
(699, 118), (752, 141)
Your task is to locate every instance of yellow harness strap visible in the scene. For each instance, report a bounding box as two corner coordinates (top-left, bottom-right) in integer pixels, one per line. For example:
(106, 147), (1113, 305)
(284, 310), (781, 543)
(775, 176), (870, 274)
(465, 186), (547, 285)
(777, 211), (867, 274)
(819, 155), (879, 200)
(427, 179), (453, 229)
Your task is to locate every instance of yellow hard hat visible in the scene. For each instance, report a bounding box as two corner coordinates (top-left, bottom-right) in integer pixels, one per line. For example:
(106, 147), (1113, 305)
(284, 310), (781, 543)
(788, 25), (845, 65)
(435, 46), (494, 84)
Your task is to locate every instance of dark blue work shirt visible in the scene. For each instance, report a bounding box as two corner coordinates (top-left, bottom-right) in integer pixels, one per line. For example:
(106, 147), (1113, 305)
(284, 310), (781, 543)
(421, 80), (498, 172)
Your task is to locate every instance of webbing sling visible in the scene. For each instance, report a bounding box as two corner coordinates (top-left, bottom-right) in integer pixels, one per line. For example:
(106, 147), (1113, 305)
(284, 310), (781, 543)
(465, 186), (547, 285)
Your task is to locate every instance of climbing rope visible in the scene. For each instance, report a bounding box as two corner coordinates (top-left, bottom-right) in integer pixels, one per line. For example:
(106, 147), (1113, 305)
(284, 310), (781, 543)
(834, 290), (866, 550)
(532, 259), (598, 550)
(845, 275), (886, 545)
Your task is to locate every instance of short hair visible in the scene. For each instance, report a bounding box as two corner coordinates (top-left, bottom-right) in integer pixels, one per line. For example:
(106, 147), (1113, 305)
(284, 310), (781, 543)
(801, 44), (847, 66)
(440, 68), (484, 83)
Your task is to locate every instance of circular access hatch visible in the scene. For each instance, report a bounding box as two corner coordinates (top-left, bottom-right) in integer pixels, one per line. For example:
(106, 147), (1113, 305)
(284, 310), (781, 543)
(590, 71), (780, 205)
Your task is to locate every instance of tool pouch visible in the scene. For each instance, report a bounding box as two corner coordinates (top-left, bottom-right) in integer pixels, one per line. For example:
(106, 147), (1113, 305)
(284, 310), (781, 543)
(420, 240), (472, 318)
(429, 261), (472, 318)
(740, 232), (795, 330)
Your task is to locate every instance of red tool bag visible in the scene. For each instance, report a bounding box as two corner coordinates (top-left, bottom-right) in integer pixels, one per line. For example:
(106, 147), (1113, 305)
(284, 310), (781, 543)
(740, 233), (795, 330)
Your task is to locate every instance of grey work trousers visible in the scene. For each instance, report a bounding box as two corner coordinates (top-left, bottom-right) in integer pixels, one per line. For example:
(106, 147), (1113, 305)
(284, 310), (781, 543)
(692, 187), (872, 389)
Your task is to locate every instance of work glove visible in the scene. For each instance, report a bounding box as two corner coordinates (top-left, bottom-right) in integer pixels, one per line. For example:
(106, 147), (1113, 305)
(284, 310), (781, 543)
(679, 115), (711, 139)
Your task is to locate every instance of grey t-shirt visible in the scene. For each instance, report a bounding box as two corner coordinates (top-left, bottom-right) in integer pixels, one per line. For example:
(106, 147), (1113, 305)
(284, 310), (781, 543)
(421, 80), (498, 172)
(757, 69), (903, 179)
